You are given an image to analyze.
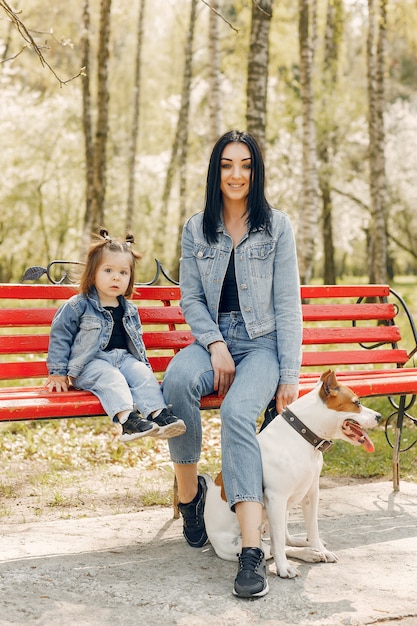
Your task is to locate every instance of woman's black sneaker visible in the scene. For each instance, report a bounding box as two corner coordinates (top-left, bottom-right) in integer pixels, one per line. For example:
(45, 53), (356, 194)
(120, 410), (159, 442)
(177, 474), (211, 547)
(148, 405), (186, 439)
(233, 547), (269, 598)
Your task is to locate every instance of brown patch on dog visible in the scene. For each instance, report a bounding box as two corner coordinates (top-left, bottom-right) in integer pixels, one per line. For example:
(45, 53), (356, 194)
(319, 370), (361, 414)
(214, 471), (228, 503)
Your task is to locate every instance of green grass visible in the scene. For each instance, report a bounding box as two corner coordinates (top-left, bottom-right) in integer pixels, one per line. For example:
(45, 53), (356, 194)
(1, 397), (416, 483)
(322, 427), (417, 482)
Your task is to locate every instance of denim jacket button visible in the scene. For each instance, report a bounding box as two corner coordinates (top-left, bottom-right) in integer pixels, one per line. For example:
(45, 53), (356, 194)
(197, 251), (203, 258)
(241, 283), (248, 289)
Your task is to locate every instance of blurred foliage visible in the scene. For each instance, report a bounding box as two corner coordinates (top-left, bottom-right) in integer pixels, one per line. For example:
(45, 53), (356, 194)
(0, 1), (417, 281)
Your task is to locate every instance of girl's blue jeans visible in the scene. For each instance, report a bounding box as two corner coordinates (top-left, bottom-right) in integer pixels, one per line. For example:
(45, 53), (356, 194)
(162, 312), (280, 510)
(74, 349), (166, 420)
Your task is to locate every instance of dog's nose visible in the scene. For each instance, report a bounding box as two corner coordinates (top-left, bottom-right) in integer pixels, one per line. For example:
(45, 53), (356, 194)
(375, 412), (381, 423)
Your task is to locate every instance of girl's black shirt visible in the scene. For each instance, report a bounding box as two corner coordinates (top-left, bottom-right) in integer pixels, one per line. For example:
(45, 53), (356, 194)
(104, 303), (128, 351)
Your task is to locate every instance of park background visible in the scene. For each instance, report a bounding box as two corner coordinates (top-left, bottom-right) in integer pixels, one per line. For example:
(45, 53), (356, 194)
(0, 0), (417, 519)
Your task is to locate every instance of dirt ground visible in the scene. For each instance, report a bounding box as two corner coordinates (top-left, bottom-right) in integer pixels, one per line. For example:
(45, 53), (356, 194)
(0, 459), (178, 524)
(1, 451), (386, 526)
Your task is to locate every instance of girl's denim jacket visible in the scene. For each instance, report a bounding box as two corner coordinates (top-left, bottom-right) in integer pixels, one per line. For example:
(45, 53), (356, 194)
(180, 208), (302, 385)
(46, 287), (149, 378)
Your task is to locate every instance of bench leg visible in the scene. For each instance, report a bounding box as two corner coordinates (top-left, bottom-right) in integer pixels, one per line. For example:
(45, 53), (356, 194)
(173, 474), (180, 519)
(392, 395), (406, 492)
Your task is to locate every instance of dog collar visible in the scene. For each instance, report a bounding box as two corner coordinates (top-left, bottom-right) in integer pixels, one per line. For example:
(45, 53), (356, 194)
(281, 407), (334, 452)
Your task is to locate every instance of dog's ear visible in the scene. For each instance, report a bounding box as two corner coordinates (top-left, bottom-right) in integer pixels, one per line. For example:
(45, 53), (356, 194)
(319, 370), (339, 401)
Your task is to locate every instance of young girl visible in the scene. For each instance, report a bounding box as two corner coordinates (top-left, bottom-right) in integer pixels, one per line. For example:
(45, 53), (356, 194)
(45, 229), (186, 442)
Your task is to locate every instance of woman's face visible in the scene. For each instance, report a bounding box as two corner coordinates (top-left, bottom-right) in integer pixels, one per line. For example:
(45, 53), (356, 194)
(220, 142), (252, 203)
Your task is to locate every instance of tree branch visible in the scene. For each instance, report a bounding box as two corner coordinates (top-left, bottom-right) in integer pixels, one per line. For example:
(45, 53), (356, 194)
(0, 0), (84, 86)
(332, 186), (370, 213)
(199, 0), (239, 32)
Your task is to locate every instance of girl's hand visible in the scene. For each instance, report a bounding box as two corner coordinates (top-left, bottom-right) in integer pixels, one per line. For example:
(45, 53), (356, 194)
(45, 375), (69, 392)
(208, 341), (235, 397)
(275, 383), (299, 415)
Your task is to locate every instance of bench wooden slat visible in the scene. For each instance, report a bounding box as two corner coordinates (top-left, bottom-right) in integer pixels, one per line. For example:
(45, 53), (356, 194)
(302, 349), (409, 367)
(0, 309), (57, 326)
(298, 368), (417, 397)
(302, 325), (401, 344)
(0, 335), (50, 354)
(0, 331), (193, 355)
(2, 366), (417, 422)
(0, 356), (174, 381)
(0, 284), (182, 301)
(302, 303), (396, 321)
(0, 306), (186, 327)
(0, 361), (48, 380)
(300, 284), (391, 298)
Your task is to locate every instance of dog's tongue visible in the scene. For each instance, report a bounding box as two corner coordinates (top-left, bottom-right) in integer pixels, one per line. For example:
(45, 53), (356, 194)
(342, 420), (375, 453)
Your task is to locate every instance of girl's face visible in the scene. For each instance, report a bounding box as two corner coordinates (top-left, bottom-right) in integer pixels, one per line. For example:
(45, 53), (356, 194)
(220, 142), (252, 204)
(95, 250), (132, 306)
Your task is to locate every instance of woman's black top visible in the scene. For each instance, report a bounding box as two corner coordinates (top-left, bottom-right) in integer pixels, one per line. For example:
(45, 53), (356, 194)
(219, 253), (241, 312)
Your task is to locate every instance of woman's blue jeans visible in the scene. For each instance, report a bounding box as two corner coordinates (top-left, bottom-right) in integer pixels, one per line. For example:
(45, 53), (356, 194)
(162, 312), (280, 510)
(74, 349), (166, 420)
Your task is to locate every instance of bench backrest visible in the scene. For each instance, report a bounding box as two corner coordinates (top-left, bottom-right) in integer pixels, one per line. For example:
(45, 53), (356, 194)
(0, 283), (412, 384)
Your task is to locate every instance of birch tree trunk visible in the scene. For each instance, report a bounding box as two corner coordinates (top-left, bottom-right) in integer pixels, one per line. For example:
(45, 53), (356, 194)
(367, 0), (387, 283)
(246, 0), (273, 152)
(81, 0), (112, 252)
(126, 0), (146, 231)
(296, 0), (319, 285)
(208, 0), (221, 145)
(90, 0), (112, 234)
(81, 0), (94, 254)
(157, 0), (197, 278)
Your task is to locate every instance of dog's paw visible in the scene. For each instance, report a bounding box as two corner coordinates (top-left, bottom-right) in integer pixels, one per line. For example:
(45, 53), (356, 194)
(321, 549), (338, 563)
(275, 560), (300, 579)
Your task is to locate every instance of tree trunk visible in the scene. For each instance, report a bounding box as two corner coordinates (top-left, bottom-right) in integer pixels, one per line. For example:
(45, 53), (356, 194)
(208, 0), (221, 145)
(81, 0), (94, 254)
(126, 0), (146, 232)
(318, 0), (343, 284)
(158, 0), (198, 278)
(91, 0), (112, 234)
(367, 0), (387, 283)
(296, 0), (319, 285)
(246, 0), (273, 152)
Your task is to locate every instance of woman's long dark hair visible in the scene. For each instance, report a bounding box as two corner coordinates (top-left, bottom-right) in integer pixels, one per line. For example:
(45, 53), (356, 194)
(202, 130), (272, 244)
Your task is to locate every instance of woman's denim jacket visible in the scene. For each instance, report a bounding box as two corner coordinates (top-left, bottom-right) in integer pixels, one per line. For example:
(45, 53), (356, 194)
(180, 208), (302, 385)
(46, 287), (149, 378)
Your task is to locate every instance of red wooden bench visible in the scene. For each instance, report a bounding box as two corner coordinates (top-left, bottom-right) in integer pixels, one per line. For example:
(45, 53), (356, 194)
(1, 282), (417, 492)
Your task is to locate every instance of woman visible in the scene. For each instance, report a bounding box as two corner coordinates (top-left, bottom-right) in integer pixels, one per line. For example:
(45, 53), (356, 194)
(162, 130), (302, 597)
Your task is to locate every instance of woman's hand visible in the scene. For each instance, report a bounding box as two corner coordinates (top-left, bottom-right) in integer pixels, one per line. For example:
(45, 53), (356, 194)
(45, 375), (69, 392)
(275, 383), (299, 415)
(208, 341), (235, 397)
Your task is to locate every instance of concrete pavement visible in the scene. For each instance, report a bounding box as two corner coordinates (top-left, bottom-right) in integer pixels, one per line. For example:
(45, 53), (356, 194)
(1, 480), (417, 625)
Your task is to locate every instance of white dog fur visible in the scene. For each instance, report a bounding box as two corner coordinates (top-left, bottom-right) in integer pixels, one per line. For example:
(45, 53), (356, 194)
(203, 370), (380, 578)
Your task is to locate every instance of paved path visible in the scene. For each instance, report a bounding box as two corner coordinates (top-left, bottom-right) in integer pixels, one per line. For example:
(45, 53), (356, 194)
(1, 481), (417, 625)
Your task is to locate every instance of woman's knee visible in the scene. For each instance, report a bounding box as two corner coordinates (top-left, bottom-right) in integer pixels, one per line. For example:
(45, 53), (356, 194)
(163, 345), (212, 397)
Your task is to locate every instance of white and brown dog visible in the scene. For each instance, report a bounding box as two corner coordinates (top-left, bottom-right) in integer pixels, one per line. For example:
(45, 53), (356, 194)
(204, 370), (380, 578)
